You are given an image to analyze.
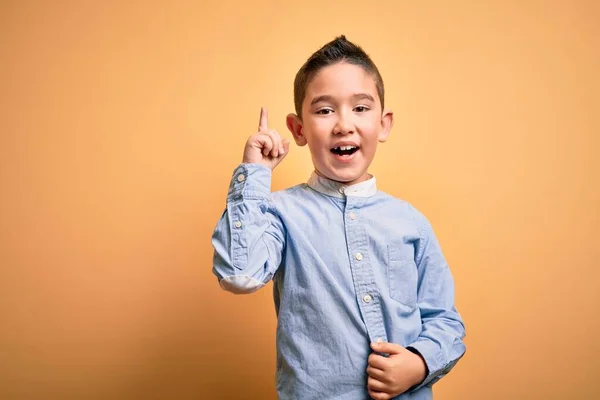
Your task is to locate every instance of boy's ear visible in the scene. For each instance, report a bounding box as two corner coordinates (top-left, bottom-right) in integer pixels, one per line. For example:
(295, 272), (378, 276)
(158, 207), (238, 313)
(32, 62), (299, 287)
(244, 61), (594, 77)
(286, 113), (307, 146)
(378, 108), (394, 143)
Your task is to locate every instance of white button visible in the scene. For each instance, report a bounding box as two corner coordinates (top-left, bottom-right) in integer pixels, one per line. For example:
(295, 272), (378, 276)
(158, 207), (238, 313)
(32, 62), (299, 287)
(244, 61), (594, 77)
(355, 253), (363, 261)
(349, 212), (356, 220)
(234, 221), (242, 228)
(363, 294), (372, 303)
(338, 186), (346, 194)
(237, 174), (245, 182)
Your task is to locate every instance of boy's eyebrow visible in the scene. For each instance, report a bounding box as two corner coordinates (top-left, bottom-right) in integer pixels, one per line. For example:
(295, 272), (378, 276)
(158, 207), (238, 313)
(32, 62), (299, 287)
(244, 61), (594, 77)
(352, 93), (376, 102)
(310, 93), (375, 106)
(310, 95), (335, 106)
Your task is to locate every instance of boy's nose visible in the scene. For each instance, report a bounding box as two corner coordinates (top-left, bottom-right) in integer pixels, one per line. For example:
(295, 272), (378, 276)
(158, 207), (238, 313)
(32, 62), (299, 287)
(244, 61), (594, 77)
(333, 115), (355, 135)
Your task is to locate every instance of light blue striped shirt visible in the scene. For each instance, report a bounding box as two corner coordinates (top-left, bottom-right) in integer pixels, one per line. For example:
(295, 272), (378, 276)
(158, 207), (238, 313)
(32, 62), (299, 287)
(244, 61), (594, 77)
(212, 163), (466, 399)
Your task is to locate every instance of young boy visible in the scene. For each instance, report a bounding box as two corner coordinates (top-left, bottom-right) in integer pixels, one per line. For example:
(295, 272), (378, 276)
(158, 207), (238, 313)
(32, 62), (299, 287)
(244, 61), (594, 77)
(212, 36), (466, 400)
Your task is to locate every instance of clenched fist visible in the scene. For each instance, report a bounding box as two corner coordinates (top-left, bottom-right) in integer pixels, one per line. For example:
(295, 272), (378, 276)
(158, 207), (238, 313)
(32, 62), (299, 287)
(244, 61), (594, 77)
(243, 107), (291, 170)
(367, 341), (427, 399)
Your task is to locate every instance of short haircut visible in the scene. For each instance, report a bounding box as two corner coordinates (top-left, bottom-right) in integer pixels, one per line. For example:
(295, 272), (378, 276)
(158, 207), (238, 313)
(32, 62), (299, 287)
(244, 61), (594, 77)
(293, 35), (385, 118)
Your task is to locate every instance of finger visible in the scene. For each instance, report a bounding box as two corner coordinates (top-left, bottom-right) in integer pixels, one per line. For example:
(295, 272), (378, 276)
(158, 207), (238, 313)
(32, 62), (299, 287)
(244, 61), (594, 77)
(274, 130), (285, 154)
(278, 138), (291, 159)
(368, 353), (390, 370)
(369, 391), (391, 400)
(371, 341), (405, 355)
(263, 129), (280, 158)
(368, 388), (391, 400)
(366, 366), (387, 382)
(367, 376), (388, 392)
(258, 107), (269, 132)
(255, 133), (274, 156)
(270, 129), (282, 158)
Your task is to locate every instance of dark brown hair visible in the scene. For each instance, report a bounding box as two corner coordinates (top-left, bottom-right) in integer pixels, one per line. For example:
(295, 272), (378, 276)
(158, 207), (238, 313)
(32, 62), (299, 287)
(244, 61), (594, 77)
(293, 35), (385, 118)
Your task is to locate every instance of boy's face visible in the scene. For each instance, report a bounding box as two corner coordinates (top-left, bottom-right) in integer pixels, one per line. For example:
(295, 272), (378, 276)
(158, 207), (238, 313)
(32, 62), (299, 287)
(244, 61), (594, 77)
(287, 62), (393, 186)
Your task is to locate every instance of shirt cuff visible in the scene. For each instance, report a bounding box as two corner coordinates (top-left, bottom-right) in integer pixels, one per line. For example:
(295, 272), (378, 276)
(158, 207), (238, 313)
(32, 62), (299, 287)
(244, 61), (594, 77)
(227, 163), (272, 200)
(406, 339), (446, 390)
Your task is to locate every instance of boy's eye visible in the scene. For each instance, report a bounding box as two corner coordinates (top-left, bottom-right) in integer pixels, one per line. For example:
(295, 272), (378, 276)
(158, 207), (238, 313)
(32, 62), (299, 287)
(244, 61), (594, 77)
(316, 108), (334, 115)
(354, 106), (369, 112)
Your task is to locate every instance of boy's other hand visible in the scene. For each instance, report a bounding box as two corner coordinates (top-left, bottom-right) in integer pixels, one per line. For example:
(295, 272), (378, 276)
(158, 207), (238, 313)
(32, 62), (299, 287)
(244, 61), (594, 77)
(366, 341), (427, 399)
(242, 107), (290, 170)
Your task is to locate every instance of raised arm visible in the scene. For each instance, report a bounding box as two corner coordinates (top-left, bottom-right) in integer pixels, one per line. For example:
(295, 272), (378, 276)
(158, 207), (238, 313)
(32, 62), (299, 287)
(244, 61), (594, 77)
(211, 107), (291, 294)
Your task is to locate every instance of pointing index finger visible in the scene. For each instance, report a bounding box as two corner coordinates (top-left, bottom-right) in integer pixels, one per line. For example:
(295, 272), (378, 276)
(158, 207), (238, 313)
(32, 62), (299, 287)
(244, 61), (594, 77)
(259, 106), (268, 132)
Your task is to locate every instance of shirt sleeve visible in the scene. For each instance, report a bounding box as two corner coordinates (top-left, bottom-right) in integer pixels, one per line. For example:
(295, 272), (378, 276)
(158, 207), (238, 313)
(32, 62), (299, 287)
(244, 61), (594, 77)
(211, 163), (286, 294)
(406, 213), (467, 390)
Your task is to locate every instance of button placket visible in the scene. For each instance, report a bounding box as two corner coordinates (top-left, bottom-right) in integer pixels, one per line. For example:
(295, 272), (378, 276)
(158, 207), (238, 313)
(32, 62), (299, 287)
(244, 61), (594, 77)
(344, 197), (388, 343)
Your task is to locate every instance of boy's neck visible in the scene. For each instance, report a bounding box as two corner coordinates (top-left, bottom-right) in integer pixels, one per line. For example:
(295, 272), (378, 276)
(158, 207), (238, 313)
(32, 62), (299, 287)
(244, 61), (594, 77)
(307, 172), (377, 199)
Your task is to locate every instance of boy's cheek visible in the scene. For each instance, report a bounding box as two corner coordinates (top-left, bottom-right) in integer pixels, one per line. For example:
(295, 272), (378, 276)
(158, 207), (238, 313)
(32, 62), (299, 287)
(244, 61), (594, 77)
(306, 117), (333, 131)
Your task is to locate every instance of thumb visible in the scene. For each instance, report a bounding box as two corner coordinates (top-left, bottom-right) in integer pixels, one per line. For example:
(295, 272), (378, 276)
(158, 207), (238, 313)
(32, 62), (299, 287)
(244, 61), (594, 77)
(278, 138), (291, 159)
(371, 341), (405, 355)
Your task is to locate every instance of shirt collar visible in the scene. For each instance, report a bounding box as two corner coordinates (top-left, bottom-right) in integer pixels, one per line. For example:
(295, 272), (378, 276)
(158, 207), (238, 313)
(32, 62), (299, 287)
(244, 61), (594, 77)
(307, 172), (378, 198)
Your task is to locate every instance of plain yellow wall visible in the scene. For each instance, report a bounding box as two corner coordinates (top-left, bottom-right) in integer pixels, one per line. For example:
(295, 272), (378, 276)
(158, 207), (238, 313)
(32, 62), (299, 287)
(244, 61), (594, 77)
(1, 1), (599, 399)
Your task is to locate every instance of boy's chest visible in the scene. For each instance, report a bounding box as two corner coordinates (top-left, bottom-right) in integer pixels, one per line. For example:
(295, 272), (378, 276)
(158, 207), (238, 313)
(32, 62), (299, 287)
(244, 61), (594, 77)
(284, 199), (420, 271)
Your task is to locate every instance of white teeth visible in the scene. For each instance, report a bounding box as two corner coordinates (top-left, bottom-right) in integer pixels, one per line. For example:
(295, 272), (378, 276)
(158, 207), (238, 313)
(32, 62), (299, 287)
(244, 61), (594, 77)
(338, 145), (356, 151)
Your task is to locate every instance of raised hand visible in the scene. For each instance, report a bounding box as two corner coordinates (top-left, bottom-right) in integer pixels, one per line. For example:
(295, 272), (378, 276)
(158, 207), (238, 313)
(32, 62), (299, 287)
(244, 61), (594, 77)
(242, 107), (290, 170)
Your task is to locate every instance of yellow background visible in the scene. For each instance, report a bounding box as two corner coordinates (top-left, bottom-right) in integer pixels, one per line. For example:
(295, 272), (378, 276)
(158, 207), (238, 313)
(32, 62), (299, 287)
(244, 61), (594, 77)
(1, 1), (599, 399)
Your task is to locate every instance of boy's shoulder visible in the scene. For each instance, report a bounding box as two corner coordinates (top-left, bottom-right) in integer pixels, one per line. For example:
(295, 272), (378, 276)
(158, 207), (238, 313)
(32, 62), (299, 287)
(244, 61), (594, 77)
(270, 183), (313, 202)
(373, 189), (430, 223)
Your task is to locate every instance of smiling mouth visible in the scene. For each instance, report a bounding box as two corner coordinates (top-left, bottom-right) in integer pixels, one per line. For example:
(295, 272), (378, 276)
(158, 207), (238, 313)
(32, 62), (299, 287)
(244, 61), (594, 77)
(331, 145), (359, 156)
